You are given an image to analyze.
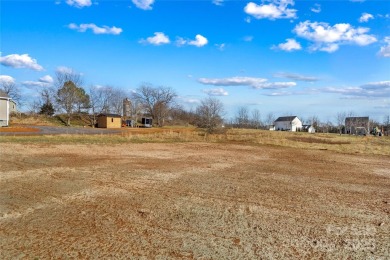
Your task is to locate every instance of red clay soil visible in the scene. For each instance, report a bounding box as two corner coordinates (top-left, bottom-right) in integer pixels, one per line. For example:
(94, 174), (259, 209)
(0, 142), (389, 259)
(0, 126), (40, 133)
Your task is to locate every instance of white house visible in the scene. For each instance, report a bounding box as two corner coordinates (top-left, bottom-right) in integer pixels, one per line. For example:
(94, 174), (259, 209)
(0, 90), (17, 127)
(302, 124), (316, 133)
(273, 116), (303, 132)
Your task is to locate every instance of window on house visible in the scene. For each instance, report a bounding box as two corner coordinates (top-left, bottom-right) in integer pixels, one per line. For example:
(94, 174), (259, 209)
(111, 118), (114, 123)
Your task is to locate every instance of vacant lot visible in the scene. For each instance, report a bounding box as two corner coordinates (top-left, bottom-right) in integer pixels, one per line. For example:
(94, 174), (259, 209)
(0, 132), (389, 259)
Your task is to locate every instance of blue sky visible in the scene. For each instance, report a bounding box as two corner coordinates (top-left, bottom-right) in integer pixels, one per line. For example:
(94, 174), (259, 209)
(1, 0), (389, 123)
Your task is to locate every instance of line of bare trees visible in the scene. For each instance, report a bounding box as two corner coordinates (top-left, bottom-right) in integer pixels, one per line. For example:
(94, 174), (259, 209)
(2, 68), (389, 133)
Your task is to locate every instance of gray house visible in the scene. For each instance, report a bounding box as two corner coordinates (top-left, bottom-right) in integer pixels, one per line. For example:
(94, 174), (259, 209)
(0, 90), (17, 127)
(345, 117), (370, 135)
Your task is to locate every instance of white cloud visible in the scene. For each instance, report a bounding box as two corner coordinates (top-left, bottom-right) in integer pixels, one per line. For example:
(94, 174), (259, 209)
(177, 35), (208, 47)
(132, 0), (154, 10)
(212, 0), (224, 6)
(359, 13), (374, 23)
(66, 0), (92, 8)
(21, 75), (54, 88)
(311, 4), (321, 13)
(378, 36), (390, 57)
(273, 38), (301, 52)
(140, 32), (170, 45)
(22, 81), (50, 88)
(68, 23), (122, 35)
(198, 76), (296, 89)
(244, 0), (297, 20)
(274, 72), (318, 82)
(203, 88), (229, 96)
(293, 20), (377, 52)
(323, 81), (390, 98)
(0, 54), (44, 71)
(189, 35), (208, 47)
(39, 75), (54, 84)
(0, 75), (15, 84)
(56, 66), (74, 74)
(215, 43), (226, 51)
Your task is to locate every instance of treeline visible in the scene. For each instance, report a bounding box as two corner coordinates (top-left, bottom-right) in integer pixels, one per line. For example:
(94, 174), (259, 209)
(5, 69), (224, 132)
(1, 68), (389, 134)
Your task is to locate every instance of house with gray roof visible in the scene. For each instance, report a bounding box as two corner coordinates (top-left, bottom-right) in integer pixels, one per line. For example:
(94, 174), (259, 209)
(271, 116), (303, 132)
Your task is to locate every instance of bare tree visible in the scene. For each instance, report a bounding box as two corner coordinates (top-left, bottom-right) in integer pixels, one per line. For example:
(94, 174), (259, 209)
(110, 88), (127, 115)
(384, 115), (390, 136)
(251, 109), (262, 129)
(264, 112), (276, 128)
(132, 84), (177, 127)
(336, 112), (346, 134)
(308, 115), (320, 129)
(55, 68), (83, 89)
(195, 97), (224, 133)
(0, 79), (21, 104)
(235, 106), (250, 128)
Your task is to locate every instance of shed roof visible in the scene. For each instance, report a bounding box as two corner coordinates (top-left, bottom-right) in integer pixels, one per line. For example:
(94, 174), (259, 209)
(98, 113), (122, 118)
(275, 116), (298, 122)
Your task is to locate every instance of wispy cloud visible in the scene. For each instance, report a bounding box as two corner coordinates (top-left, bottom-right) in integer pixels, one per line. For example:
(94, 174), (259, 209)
(139, 32), (170, 45)
(39, 75), (54, 84)
(311, 4), (321, 13)
(198, 76), (296, 89)
(359, 12), (374, 23)
(0, 75), (15, 84)
(23, 75), (55, 87)
(274, 72), (319, 82)
(203, 88), (228, 96)
(323, 81), (390, 98)
(212, 0), (224, 6)
(0, 53), (44, 71)
(378, 36), (390, 57)
(132, 0), (154, 10)
(294, 20), (377, 52)
(68, 23), (123, 35)
(177, 34), (208, 47)
(215, 43), (226, 51)
(273, 38), (301, 52)
(66, 0), (92, 8)
(244, 0), (297, 20)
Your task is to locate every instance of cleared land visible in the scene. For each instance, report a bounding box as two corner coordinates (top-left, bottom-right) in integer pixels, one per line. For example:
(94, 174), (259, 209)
(0, 129), (389, 259)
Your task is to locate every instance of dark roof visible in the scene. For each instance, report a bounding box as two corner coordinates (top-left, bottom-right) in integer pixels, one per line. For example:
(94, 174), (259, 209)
(0, 90), (10, 98)
(275, 116), (297, 122)
(302, 125), (313, 129)
(98, 113), (122, 118)
(345, 117), (369, 122)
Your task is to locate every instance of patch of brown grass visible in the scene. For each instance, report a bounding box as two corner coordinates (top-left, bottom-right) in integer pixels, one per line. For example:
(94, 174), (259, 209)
(287, 136), (351, 145)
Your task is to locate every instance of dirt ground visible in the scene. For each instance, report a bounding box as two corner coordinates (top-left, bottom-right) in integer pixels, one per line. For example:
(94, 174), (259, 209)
(0, 141), (389, 259)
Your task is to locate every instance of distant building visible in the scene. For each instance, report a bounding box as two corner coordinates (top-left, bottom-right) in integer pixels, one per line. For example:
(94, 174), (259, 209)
(302, 125), (316, 133)
(97, 114), (122, 128)
(273, 116), (303, 132)
(0, 90), (17, 127)
(140, 117), (152, 128)
(123, 98), (131, 118)
(345, 117), (369, 135)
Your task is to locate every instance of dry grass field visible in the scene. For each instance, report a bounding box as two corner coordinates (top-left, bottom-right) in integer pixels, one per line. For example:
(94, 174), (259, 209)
(0, 129), (389, 259)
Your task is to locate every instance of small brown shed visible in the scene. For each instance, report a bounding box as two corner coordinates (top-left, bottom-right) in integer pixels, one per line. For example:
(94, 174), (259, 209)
(97, 113), (122, 128)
